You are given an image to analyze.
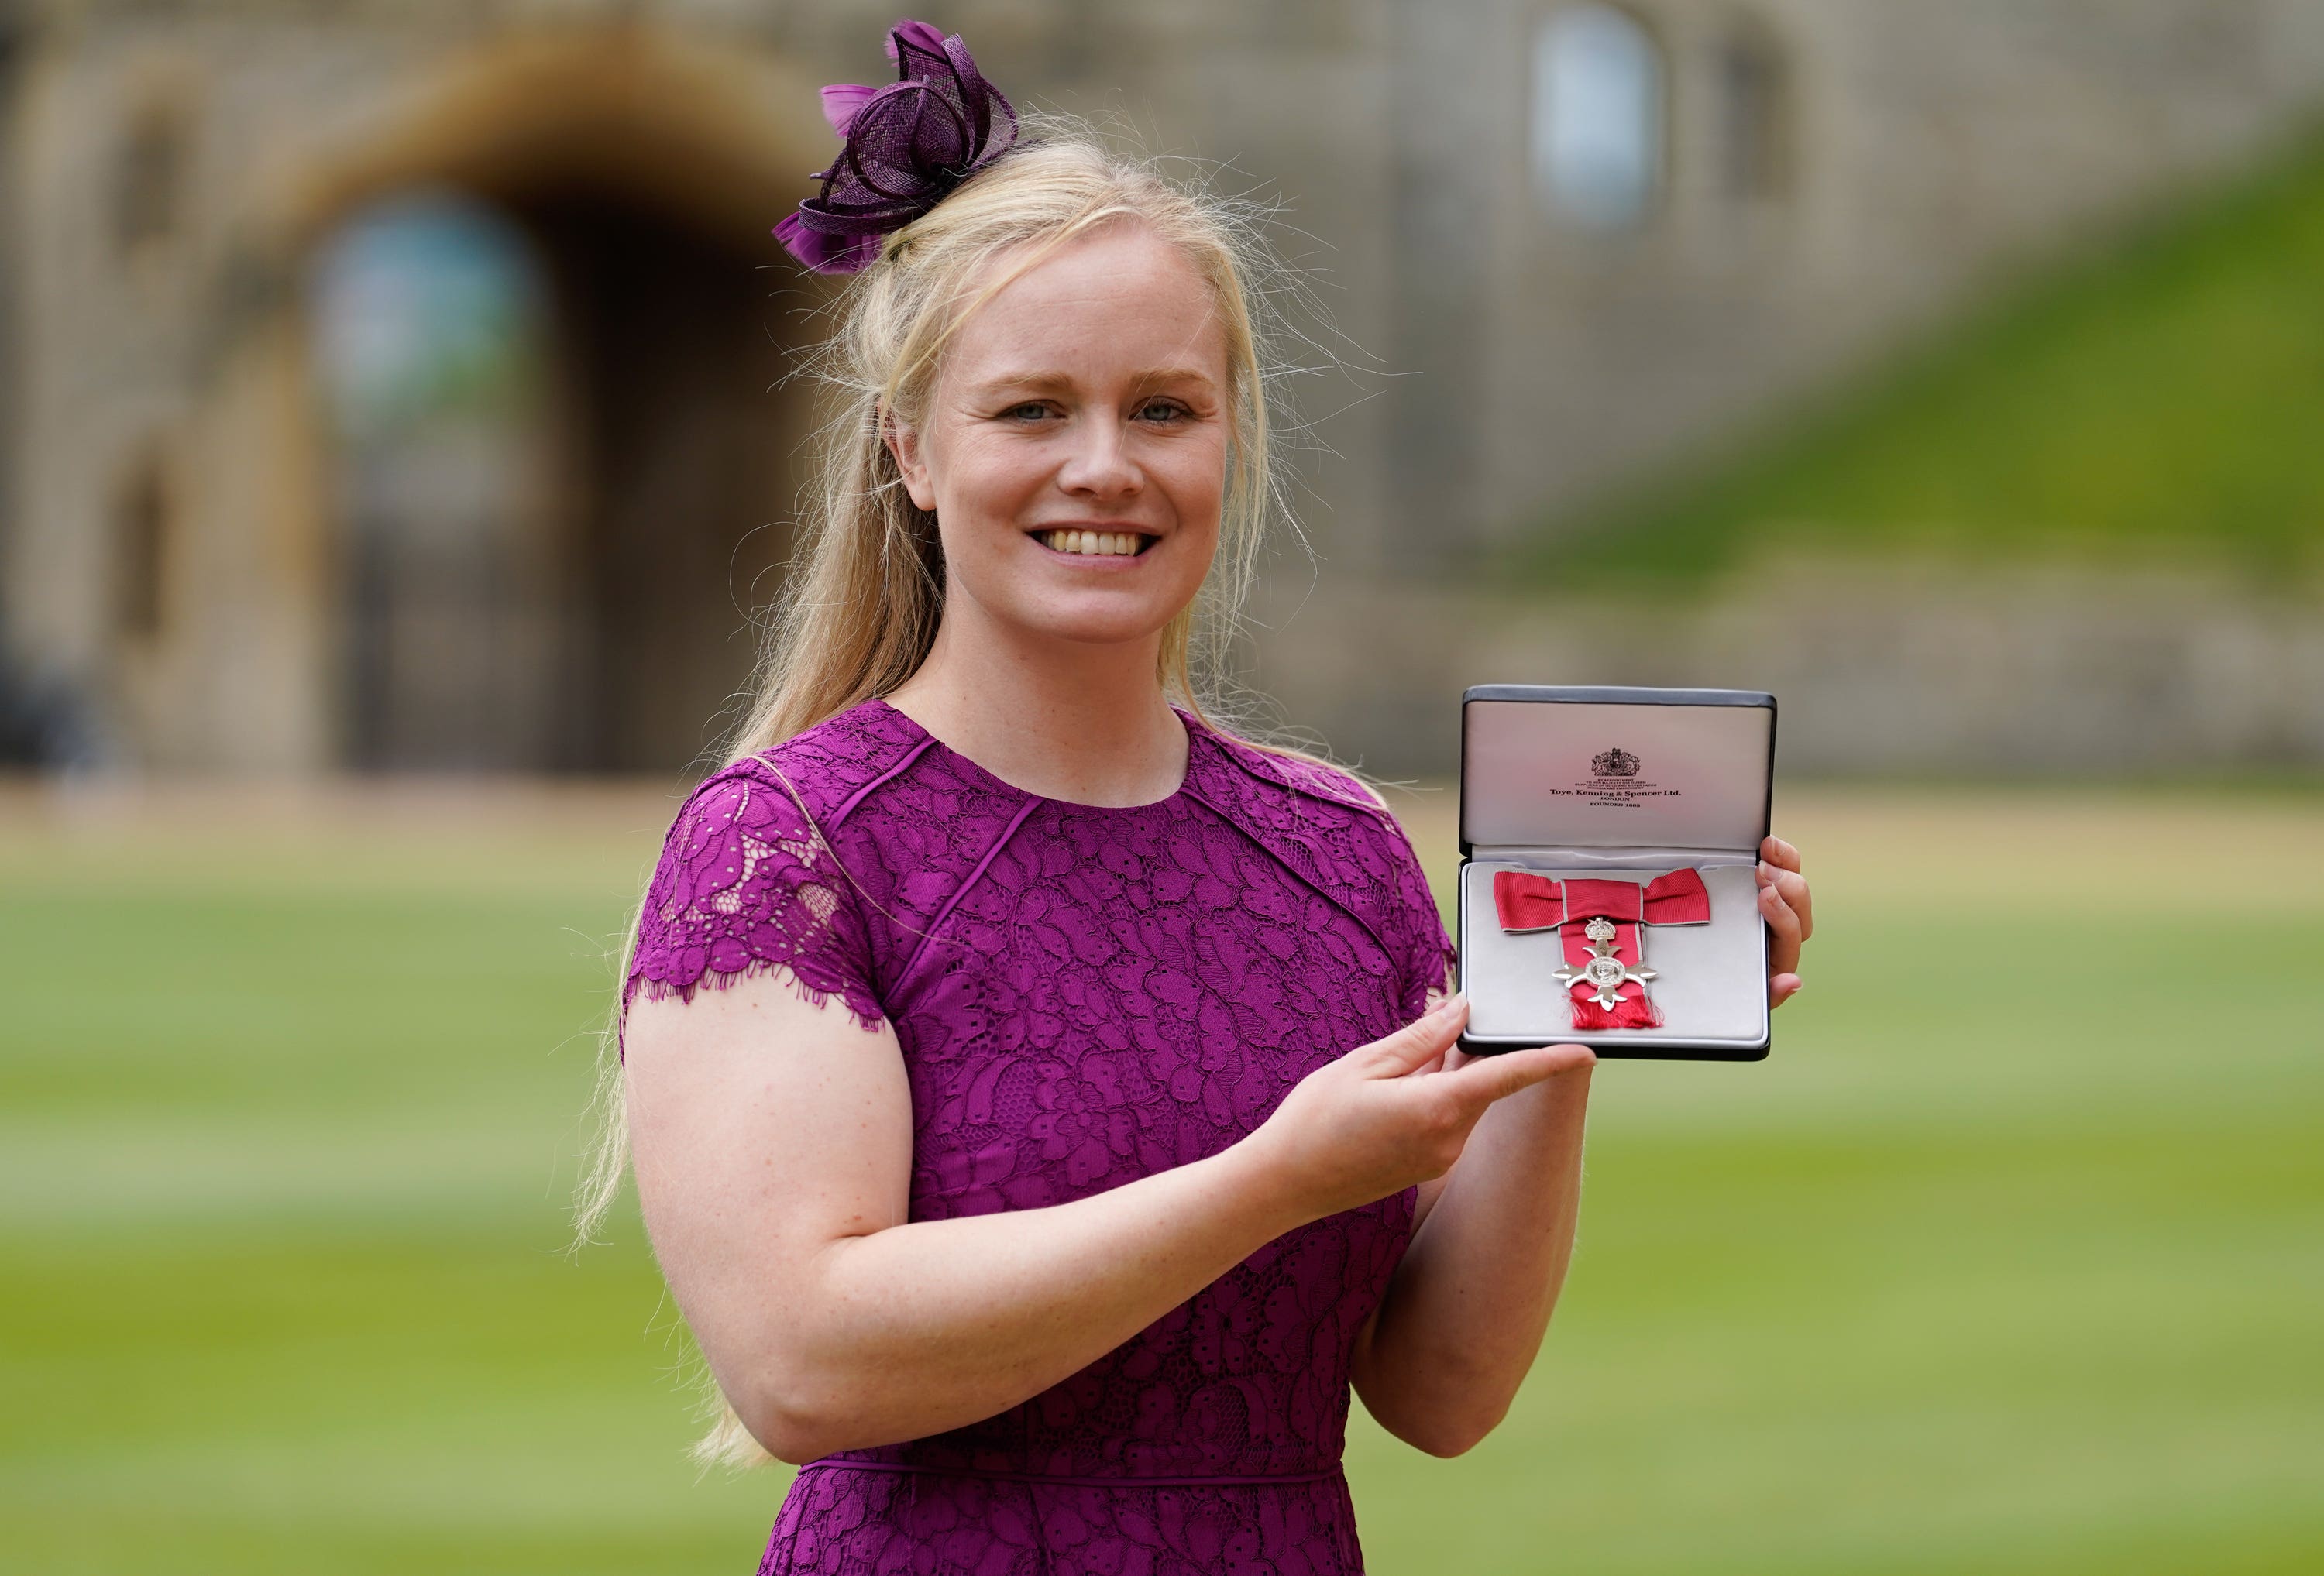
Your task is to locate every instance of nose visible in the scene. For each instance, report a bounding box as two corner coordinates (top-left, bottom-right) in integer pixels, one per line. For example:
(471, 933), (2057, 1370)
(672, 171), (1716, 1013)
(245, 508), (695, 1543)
(1055, 413), (1143, 502)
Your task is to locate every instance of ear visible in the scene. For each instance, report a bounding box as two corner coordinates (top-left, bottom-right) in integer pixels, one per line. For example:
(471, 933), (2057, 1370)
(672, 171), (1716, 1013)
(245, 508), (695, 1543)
(882, 410), (939, 513)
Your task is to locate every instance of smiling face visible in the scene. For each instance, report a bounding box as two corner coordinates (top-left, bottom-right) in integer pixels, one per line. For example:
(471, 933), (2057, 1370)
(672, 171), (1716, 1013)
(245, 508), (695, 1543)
(887, 219), (1231, 654)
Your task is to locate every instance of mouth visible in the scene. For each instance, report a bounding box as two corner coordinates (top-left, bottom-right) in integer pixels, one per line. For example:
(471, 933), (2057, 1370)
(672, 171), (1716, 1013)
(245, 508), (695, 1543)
(1037, 528), (1157, 559)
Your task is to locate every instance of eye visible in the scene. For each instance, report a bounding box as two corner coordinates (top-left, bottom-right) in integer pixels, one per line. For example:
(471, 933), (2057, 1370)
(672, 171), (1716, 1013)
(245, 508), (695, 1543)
(1136, 399), (1188, 423)
(1001, 401), (1053, 422)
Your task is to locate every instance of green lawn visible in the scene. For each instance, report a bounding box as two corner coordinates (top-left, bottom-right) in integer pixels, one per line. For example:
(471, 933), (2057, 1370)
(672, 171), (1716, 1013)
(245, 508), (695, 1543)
(3, 786), (2320, 1574)
(1505, 118), (2324, 589)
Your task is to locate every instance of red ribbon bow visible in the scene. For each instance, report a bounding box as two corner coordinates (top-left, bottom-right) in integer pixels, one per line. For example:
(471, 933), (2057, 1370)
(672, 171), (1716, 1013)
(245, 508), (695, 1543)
(1491, 868), (1710, 1029)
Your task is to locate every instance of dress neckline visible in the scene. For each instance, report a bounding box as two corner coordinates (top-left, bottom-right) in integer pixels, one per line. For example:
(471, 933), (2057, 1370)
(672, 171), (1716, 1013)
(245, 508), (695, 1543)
(866, 695), (1202, 814)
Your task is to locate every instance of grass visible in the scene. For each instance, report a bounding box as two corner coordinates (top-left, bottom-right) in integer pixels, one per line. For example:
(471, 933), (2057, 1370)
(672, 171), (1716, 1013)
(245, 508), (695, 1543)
(1501, 117), (2324, 590)
(3, 782), (2320, 1574)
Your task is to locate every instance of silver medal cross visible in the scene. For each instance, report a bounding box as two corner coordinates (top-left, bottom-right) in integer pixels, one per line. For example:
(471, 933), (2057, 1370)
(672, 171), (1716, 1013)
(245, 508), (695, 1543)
(1554, 915), (1657, 1010)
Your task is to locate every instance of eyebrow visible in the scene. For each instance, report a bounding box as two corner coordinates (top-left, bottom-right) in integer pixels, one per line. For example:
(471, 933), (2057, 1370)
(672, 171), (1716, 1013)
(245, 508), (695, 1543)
(966, 366), (1222, 397)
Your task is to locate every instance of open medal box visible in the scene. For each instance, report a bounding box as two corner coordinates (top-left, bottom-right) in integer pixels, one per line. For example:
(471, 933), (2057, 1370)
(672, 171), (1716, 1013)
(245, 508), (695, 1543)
(1456, 685), (1776, 1061)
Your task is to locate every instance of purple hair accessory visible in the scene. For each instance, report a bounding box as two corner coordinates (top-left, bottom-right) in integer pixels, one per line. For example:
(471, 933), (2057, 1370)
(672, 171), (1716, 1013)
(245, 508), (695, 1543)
(775, 19), (1021, 275)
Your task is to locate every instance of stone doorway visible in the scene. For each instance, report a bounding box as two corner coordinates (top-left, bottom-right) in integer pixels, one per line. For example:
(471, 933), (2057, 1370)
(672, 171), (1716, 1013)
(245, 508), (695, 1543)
(298, 52), (819, 774)
(524, 194), (799, 774)
(311, 183), (803, 773)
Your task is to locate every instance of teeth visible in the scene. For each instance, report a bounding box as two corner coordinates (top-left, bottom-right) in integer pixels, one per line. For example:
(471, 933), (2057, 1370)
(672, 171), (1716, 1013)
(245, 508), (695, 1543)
(1044, 530), (1146, 556)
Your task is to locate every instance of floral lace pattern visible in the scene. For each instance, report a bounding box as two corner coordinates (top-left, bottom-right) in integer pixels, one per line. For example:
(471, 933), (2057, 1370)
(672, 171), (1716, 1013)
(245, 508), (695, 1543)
(624, 699), (1457, 1574)
(623, 756), (888, 1035)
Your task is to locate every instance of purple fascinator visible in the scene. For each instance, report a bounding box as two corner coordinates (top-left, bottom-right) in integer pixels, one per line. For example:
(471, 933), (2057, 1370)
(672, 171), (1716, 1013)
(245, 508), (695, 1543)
(775, 20), (1021, 274)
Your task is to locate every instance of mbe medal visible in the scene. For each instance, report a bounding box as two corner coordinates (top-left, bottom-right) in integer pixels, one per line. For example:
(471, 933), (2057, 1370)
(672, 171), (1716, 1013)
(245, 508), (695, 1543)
(1552, 914), (1660, 1012)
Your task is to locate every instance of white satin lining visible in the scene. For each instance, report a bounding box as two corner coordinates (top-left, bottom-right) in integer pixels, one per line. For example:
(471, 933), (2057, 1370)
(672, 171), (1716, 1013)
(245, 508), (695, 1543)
(1459, 860), (1769, 1048)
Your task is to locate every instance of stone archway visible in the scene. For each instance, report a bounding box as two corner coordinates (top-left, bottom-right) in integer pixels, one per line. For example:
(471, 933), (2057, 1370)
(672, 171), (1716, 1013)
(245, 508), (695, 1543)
(259, 29), (832, 772)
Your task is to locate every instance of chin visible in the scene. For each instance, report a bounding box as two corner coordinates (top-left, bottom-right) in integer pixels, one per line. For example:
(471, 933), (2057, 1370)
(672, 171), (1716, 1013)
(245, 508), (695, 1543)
(1010, 575), (1207, 647)
(1024, 604), (1182, 648)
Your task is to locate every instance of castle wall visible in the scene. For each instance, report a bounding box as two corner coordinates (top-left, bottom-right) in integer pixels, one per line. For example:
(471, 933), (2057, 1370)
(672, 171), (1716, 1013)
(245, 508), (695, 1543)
(3, 0), (2322, 774)
(1454, 0), (2324, 550)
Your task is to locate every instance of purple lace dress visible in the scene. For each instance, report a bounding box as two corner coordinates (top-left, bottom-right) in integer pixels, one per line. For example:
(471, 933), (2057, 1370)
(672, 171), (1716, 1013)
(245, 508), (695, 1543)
(624, 698), (1456, 1576)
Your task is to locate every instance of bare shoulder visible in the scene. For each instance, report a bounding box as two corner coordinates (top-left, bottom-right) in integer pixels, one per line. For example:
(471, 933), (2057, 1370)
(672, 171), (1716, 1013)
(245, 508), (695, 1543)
(623, 953), (896, 1071)
(624, 960), (914, 1231)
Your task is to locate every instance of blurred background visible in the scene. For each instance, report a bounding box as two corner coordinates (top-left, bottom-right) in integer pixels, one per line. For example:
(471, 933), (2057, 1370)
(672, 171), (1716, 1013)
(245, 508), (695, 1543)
(2, 2), (2319, 1573)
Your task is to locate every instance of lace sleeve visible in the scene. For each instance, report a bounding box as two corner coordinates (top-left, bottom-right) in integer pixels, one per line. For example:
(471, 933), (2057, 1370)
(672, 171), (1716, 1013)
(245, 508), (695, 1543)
(620, 762), (885, 1054)
(1380, 815), (1458, 1021)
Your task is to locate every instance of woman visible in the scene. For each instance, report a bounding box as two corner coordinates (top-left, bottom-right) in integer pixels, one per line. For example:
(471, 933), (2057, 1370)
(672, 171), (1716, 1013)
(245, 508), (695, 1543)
(585, 23), (1813, 1574)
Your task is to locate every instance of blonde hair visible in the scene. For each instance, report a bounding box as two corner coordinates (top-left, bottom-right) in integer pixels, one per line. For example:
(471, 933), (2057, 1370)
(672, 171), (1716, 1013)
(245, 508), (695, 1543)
(572, 118), (1344, 1469)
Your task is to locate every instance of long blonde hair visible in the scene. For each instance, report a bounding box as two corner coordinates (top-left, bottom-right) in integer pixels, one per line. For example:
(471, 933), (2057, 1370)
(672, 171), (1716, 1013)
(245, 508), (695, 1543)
(572, 118), (1332, 1468)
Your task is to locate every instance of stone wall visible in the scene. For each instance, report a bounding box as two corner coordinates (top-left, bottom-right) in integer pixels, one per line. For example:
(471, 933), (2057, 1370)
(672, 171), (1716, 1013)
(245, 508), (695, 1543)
(1251, 561), (2324, 778)
(4, 0), (2323, 772)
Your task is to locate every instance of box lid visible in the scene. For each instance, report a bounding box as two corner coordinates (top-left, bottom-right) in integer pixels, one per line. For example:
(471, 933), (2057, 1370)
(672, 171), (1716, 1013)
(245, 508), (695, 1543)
(1460, 685), (1776, 854)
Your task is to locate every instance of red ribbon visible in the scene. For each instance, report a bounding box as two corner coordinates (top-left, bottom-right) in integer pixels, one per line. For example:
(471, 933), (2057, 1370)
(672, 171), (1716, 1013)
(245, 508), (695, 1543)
(1491, 868), (1710, 1029)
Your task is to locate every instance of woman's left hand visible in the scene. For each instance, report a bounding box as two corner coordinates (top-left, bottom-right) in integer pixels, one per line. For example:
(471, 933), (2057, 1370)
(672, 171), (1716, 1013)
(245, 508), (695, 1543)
(1757, 834), (1813, 1009)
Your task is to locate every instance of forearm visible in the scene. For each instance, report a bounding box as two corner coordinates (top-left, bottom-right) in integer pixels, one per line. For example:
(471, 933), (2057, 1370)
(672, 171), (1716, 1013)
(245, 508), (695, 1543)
(1353, 1065), (1593, 1455)
(734, 1135), (1309, 1459)
(636, 979), (1579, 1464)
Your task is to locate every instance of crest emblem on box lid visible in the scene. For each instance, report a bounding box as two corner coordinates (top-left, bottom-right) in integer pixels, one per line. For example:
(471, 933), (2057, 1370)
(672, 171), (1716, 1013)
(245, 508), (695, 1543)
(1591, 747), (1641, 778)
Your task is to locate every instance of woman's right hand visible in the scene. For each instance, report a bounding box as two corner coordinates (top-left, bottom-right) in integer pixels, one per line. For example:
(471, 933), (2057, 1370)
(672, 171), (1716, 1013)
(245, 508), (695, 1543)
(1249, 997), (1592, 1221)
